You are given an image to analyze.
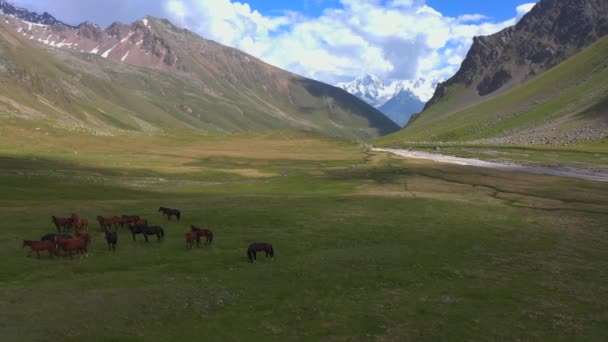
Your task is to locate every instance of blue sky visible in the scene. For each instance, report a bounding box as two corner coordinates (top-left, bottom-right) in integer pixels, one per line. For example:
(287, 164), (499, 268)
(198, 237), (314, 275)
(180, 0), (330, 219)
(11, 0), (538, 100)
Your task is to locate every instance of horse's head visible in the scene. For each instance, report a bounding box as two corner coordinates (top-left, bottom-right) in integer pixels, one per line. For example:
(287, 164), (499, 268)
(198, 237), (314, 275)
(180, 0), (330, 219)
(158, 207), (164, 212)
(22, 240), (30, 248)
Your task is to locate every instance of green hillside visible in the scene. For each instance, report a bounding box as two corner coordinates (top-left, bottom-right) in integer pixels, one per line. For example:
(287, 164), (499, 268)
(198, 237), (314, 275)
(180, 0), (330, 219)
(0, 20), (398, 140)
(377, 35), (608, 146)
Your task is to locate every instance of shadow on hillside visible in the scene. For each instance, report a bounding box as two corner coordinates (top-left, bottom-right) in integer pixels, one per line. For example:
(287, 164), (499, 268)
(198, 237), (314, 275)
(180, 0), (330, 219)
(293, 78), (400, 136)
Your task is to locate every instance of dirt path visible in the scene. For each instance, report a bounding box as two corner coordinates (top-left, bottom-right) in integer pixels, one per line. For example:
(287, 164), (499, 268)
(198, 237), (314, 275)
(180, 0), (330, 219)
(373, 148), (608, 182)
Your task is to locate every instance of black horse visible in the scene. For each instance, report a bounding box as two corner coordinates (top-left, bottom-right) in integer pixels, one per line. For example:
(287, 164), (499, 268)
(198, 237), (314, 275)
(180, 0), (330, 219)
(158, 207), (181, 221)
(105, 229), (118, 251)
(247, 242), (274, 263)
(41, 233), (72, 242)
(128, 224), (165, 243)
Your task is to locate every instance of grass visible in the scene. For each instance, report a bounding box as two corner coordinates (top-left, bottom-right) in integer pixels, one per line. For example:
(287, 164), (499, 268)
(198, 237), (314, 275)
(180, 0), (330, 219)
(1, 124), (608, 340)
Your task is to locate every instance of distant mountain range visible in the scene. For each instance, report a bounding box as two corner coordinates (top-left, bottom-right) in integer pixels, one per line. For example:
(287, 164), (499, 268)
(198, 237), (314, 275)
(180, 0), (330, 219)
(0, 0), (398, 139)
(336, 74), (436, 126)
(378, 0), (608, 146)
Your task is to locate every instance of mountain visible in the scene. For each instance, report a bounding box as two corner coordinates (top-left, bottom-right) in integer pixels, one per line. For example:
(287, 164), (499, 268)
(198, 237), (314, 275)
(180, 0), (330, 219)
(0, 2), (398, 139)
(421, 0), (608, 118)
(336, 73), (427, 126)
(378, 0), (608, 146)
(378, 90), (425, 127)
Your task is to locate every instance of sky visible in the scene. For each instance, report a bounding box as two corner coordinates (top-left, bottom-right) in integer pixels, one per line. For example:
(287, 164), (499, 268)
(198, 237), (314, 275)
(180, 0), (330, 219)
(11, 0), (538, 100)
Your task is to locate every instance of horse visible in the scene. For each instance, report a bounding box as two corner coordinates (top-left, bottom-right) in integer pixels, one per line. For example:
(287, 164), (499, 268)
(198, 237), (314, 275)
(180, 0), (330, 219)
(41, 233), (72, 243)
(97, 216), (120, 230)
(74, 218), (89, 233)
(70, 213), (80, 226)
(105, 229), (118, 251)
(128, 224), (165, 243)
(158, 207), (181, 221)
(247, 242), (274, 263)
(52, 215), (73, 232)
(23, 240), (56, 258)
(185, 231), (198, 249)
(55, 235), (89, 259)
(190, 225), (214, 245)
(122, 215), (140, 225)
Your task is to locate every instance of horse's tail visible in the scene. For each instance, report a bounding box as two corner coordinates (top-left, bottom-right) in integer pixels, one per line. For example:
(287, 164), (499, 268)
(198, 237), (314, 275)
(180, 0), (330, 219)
(208, 231), (213, 244)
(247, 248), (253, 262)
(269, 245), (274, 258)
(176, 211), (181, 221)
(159, 227), (165, 240)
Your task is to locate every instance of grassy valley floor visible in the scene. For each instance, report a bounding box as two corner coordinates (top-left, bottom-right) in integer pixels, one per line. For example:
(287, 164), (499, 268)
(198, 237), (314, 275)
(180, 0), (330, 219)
(1, 120), (607, 340)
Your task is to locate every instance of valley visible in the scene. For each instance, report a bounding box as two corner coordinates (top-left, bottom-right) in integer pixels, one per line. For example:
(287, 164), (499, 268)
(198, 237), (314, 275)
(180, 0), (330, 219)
(0, 0), (607, 340)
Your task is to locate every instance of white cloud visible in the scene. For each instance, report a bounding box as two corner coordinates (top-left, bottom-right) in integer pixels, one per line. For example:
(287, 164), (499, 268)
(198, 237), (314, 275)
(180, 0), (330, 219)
(160, 0), (525, 100)
(516, 2), (537, 22)
(11, 0), (536, 101)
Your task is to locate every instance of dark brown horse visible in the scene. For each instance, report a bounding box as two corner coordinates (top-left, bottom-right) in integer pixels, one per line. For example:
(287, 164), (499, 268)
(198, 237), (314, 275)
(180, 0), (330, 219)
(55, 234), (90, 259)
(23, 240), (56, 258)
(185, 231), (198, 249)
(247, 242), (274, 263)
(52, 215), (73, 232)
(190, 225), (214, 245)
(159, 207), (181, 220)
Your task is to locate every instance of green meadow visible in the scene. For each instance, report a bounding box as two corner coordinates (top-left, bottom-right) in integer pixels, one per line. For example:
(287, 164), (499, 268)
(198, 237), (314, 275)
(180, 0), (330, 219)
(1, 120), (608, 340)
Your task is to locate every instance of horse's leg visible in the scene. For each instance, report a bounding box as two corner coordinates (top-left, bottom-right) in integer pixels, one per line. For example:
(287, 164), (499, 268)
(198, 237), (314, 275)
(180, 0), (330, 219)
(144, 234), (149, 243)
(36, 250), (40, 258)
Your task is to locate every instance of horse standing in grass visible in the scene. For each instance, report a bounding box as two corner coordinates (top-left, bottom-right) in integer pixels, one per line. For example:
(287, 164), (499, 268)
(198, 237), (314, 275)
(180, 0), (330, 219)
(247, 242), (274, 263)
(23, 240), (56, 258)
(185, 231), (198, 249)
(97, 216), (120, 230)
(55, 234), (90, 259)
(52, 215), (73, 232)
(105, 229), (118, 251)
(190, 225), (214, 245)
(158, 207), (181, 221)
(128, 224), (165, 243)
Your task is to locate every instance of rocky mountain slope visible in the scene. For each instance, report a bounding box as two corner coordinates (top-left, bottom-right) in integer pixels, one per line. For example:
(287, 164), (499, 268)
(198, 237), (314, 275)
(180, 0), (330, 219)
(378, 0), (608, 146)
(0, 1), (398, 139)
(422, 0), (608, 118)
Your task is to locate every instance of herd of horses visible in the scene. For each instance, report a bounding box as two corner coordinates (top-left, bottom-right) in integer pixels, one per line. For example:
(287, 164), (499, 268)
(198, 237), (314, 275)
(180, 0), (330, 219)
(24, 207), (274, 262)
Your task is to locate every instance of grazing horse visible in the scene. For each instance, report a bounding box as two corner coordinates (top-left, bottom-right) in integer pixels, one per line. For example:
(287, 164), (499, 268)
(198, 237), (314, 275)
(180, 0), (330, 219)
(105, 229), (118, 251)
(247, 242), (274, 263)
(158, 207), (181, 221)
(55, 235), (89, 259)
(23, 240), (56, 258)
(190, 225), (214, 245)
(128, 224), (165, 243)
(52, 215), (73, 232)
(185, 231), (198, 249)
(70, 213), (79, 226)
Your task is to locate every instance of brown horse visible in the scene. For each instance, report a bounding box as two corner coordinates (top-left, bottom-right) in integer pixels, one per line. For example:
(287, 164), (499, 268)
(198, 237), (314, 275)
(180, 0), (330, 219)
(23, 240), (56, 258)
(190, 225), (214, 245)
(122, 215), (140, 225)
(185, 231), (198, 249)
(74, 218), (89, 233)
(52, 215), (73, 232)
(55, 234), (90, 259)
(97, 216), (120, 230)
